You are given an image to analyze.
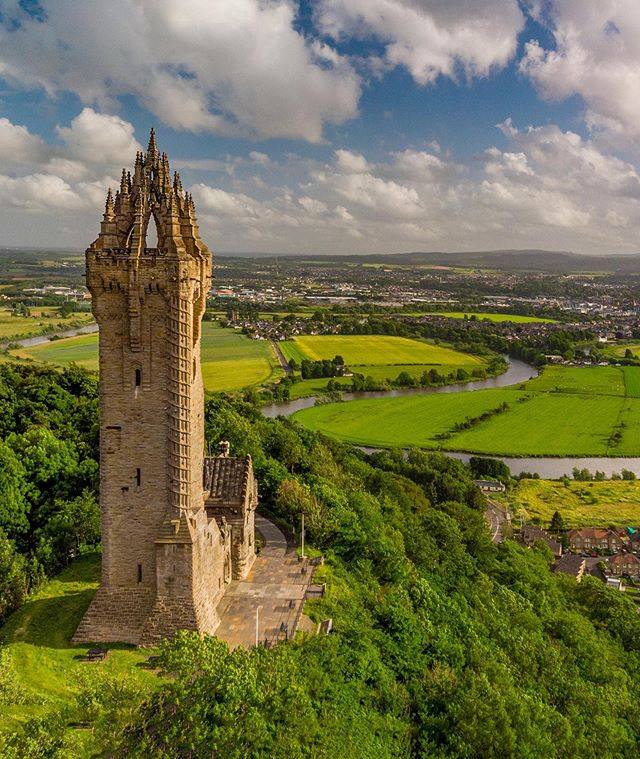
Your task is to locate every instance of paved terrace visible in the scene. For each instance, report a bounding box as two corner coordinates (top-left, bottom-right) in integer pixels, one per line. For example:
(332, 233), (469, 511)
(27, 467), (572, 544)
(215, 515), (313, 649)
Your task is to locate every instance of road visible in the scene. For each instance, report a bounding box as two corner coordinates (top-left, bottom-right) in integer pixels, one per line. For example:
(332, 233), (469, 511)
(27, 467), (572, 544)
(270, 340), (292, 375)
(484, 499), (510, 543)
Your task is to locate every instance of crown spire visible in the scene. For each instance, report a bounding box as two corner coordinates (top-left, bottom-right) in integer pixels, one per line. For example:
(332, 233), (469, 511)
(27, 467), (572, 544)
(120, 168), (129, 195)
(104, 187), (115, 219)
(147, 127), (157, 157)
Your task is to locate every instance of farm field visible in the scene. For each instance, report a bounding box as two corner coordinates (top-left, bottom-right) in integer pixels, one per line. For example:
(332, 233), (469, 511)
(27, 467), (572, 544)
(505, 479), (640, 528)
(0, 554), (158, 740)
(199, 326), (283, 391)
(11, 332), (99, 369)
(601, 341), (640, 359)
(280, 334), (485, 367)
(9, 324), (283, 392)
(428, 311), (556, 323)
(293, 364), (640, 456)
(0, 306), (93, 341)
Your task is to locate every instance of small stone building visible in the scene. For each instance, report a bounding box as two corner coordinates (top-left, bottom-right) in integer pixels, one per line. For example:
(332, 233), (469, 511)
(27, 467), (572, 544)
(204, 442), (257, 582)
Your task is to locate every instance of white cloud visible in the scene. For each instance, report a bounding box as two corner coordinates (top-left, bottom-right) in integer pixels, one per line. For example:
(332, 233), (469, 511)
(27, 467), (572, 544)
(317, 0), (524, 85)
(56, 108), (142, 165)
(520, 0), (640, 144)
(0, 0), (361, 142)
(0, 117), (48, 165)
(334, 149), (370, 174)
(186, 120), (640, 254)
(0, 174), (84, 211)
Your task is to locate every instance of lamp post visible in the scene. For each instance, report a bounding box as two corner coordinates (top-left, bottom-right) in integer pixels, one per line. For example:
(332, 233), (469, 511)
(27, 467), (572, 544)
(255, 605), (262, 647)
(301, 512), (306, 559)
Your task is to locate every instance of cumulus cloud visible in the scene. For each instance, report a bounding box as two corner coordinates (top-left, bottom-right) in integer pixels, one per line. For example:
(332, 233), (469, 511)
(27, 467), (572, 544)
(185, 121), (640, 254)
(0, 174), (84, 211)
(520, 0), (640, 143)
(0, 111), (128, 222)
(0, 118), (48, 165)
(0, 0), (360, 142)
(316, 0), (525, 84)
(56, 108), (142, 165)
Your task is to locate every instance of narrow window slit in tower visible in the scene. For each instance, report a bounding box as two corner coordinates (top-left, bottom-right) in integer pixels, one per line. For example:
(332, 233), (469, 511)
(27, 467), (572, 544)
(135, 368), (142, 387)
(137, 564), (143, 583)
(136, 468), (141, 487)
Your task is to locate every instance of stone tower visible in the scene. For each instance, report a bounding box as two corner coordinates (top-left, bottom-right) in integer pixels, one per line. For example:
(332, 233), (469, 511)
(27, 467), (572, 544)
(73, 130), (256, 646)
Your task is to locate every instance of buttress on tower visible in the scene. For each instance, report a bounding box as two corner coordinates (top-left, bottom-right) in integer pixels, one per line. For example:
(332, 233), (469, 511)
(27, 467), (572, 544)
(73, 130), (256, 646)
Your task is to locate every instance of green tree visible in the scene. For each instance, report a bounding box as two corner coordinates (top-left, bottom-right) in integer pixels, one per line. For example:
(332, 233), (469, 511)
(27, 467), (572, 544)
(0, 440), (29, 538)
(0, 530), (28, 625)
(549, 510), (565, 535)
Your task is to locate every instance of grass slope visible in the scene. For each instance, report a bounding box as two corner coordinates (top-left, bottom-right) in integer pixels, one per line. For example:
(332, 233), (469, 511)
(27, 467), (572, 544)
(0, 554), (155, 735)
(281, 334), (484, 367)
(293, 364), (640, 456)
(505, 479), (640, 528)
(10, 324), (283, 392)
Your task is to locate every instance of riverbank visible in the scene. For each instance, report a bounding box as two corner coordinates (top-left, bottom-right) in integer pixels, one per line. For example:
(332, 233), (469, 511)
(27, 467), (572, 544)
(265, 360), (640, 478)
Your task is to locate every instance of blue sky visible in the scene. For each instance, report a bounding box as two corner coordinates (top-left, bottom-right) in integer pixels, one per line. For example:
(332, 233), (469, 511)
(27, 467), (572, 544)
(0, 0), (639, 255)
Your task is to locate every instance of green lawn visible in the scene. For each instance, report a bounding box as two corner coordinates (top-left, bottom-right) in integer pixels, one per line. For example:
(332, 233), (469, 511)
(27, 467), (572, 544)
(0, 554), (157, 738)
(601, 341), (640, 360)
(13, 332), (98, 370)
(504, 479), (640, 528)
(293, 364), (640, 456)
(428, 311), (556, 323)
(0, 307), (93, 341)
(280, 334), (485, 367)
(10, 324), (283, 392)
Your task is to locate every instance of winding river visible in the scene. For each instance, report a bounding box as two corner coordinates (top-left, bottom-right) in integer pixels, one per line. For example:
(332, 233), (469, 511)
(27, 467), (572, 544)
(262, 358), (640, 478)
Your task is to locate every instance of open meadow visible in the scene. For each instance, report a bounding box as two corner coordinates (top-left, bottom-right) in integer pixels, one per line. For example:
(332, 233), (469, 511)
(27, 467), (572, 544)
(293, 364), (640, 456)
(504, 479), (640, 528)
(0, 554), (158, 744)
(8, 323), (283, 392)
(281, 334), (489, 398)
(280, 334), (486, 366)
(428, 311), (556, 323)
(0, 306), (93, 342)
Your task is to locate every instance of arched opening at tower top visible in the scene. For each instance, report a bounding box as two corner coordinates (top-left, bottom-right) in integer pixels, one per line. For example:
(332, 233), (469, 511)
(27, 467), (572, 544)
(146, 215), (160, 249)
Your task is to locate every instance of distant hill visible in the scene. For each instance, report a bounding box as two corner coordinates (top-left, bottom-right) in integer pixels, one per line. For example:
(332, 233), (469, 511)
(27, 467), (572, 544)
(251, 249), (640, 273)
(219, 248), (640, 273)
(379, 249), (640, 272)
(5, 245), (640, 273)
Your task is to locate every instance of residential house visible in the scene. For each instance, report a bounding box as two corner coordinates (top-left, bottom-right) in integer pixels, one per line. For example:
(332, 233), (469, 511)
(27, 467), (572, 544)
(519, 525), (562, 557)
(554, 554), (586, 581)
(568, 528), (626, 554)
(473, 480), (506, 493)
(608, 553), (640, 579)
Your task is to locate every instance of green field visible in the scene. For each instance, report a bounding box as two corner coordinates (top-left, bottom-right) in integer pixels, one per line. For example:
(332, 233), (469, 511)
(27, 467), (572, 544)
(293, 365), (640, 456)
(10, 324), (283, 392)
(281, 334), (488, 399)
(429, 311), (556, 323)
(504, 479), (640, 528)
(601, 341), (640, 360)
(13, 332), (99, 369)
(0, 307), (94, 341)
(0, 554), (157, 740)
(280, 334), (485, 367)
